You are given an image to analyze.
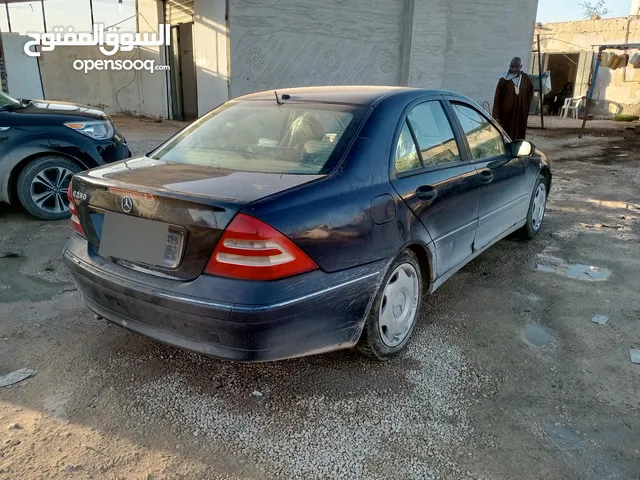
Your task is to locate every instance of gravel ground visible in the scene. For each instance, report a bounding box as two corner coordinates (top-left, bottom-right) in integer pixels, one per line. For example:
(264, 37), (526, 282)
(0, 117), (639, 479)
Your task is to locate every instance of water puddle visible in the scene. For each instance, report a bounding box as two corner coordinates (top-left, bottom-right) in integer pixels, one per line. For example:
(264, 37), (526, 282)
(524, 324), (552, 348)
(536, 263), (611, 281)
(0, 258), (73, 302)
(543, 423), (583, 450)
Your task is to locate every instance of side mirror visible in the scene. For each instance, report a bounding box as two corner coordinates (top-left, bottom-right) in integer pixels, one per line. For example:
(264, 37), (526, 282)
(511, 140), (535, 157)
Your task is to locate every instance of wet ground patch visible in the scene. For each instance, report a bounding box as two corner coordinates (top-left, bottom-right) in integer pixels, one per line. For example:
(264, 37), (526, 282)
(0, 256), (74, 302)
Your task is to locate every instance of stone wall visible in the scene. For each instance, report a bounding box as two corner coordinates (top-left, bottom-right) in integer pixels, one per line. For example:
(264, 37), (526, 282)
(535, 17), (640, 116)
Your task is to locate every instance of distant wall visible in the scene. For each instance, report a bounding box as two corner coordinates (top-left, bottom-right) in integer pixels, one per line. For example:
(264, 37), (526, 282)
(437, 0), (538, 107)
(1, 34), (44, 100)
(37, 46), (165, 116)
(137, 0), (169, 118)
(229, 0), (405, 99)
(193, 0), (229, 115)
(227, 0), (537, 109)
(34, 0), (168, 118)
(536, 17), (640, 116)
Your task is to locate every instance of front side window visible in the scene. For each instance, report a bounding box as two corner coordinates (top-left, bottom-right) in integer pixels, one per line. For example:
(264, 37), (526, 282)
(151, 102), (366, 175)
(407, 101), (460, 167)
(452, 103), (506, 160)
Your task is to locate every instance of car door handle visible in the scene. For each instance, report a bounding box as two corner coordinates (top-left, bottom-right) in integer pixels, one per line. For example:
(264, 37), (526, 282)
(479, 169), (494, 184)
(415, 185), (438, 202)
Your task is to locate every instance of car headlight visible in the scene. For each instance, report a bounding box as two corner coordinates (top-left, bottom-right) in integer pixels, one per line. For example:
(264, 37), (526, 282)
(64, 120), (114, 140)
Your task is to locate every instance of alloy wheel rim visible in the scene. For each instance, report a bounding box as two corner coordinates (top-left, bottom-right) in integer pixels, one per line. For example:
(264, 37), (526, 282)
(30, 166), (73, 214)
(531, 183), (547, 231)
(378, 263), (419, 347)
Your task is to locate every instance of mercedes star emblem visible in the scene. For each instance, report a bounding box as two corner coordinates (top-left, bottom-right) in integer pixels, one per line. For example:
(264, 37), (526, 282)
(121, 196), (133, 213)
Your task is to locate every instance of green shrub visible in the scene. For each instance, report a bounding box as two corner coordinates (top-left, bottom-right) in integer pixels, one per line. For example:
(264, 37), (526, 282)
(613, 114), (640, 122)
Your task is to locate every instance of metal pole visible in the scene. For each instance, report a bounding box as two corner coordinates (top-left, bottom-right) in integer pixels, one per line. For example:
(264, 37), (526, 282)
(0, 21), (7, 94)
(89, 0), (95, 29)
(579, 48), (601, 138)
(40, 0), (46, 32)
(537, 34), (544, 129)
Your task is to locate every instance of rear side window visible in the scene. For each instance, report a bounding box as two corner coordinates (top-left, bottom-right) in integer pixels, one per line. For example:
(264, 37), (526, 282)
(394, 121), (421, 174)
(407, 101), (460, 167)
(452, 103), (506, 160)
(151, 102), (367, 174)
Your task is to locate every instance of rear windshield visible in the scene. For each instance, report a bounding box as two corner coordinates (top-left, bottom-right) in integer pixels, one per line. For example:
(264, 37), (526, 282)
(150, 101), (368, 174)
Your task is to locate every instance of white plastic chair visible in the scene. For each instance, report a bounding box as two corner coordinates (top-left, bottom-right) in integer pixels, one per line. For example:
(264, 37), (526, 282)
(561, 97), (582, 119)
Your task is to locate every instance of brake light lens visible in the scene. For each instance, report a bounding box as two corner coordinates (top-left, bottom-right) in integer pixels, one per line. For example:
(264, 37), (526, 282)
(205, 214), (318, 281)
(67, 182), (86, 239)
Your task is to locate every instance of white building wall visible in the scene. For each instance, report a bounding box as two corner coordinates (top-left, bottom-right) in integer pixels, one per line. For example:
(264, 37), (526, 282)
(222, 0), (538, 109)
(136, 0), (169, 118)
(228, 0), (406, 99)
(193, 0), (229, 115)
(408, 0), (538, 108)
(442, 0), (538, 107)
(1, 34), (43, 100)
(38, 46), (147, 115)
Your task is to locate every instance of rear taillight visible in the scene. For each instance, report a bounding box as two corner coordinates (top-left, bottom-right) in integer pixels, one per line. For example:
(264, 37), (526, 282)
(204, 214), (318, 281)
(67, 182), (86, 239)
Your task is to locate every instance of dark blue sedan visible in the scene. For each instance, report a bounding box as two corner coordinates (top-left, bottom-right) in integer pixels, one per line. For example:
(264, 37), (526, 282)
(63, 86), (551, 361)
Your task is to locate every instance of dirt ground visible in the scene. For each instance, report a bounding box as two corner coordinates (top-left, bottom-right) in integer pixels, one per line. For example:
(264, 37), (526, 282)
(1, 116), (639, 480)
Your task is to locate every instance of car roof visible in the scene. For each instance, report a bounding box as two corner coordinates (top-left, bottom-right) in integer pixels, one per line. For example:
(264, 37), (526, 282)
(233, 86), (473, 107)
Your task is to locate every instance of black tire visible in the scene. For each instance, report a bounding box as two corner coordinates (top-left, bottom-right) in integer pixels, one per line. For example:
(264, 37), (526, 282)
(520, 173), (548, 239)
(358, 249), (423, 360)
(16, 156), (82, 221)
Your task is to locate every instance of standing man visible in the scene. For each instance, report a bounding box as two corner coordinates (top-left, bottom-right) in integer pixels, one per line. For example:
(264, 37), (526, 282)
(492, 57), (534, 140)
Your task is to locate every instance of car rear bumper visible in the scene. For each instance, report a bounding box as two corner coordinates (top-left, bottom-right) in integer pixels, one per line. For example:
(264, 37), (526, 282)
(63, 235), (384, 362)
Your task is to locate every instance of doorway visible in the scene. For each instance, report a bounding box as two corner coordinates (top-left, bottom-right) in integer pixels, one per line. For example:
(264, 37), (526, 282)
(168, 23), (198, 121)
(546, 53), (580, 96)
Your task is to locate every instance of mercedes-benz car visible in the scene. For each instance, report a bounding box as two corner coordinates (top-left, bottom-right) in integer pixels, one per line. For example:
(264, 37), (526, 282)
(63, 86), (551, 362)
(0, 91), (131, 220)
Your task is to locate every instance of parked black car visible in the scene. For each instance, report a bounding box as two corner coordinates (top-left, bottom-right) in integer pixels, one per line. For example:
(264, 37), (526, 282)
(0, 91), (131, 220)
(64, 86), (551, 362)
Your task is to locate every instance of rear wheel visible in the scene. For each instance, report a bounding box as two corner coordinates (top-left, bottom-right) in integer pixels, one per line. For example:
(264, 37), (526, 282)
(358, 250), (422, 360)
(520, 174), (548, 239)
(16, 156), (81, 220)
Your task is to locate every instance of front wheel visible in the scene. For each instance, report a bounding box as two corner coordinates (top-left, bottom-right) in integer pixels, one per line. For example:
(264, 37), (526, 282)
(520, 174), (548, 239)
(358, 250), (422, 360)
(16, 156), (82, 220)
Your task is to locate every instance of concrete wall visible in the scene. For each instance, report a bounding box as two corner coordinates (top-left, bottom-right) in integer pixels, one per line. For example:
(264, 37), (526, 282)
(407, 0), (538, 108)
(38, 46), (146, 114)
(35, 0), (168, 118)
(193, 0), (229, 115)
(37, 45), (170, 117)
(437, 0), (538, 107)
(136, 0), (169, 118)
(227, 0), (537, 109)
(2, 34), (43, 100)
(536, 17), (640, 116)
(228, 0), (405, 99)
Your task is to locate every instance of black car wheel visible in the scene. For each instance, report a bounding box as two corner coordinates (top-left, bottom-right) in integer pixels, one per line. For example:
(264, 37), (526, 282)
(17, 156), (82, 220)
(358, 249), (422, 360)
(521, 173), (548, 239)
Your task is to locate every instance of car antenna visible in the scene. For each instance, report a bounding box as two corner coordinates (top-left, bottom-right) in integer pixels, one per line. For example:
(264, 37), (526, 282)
(274, 91), (284, 105)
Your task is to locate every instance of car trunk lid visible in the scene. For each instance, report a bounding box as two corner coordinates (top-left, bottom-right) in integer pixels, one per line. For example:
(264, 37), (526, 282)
(71, 157), (323, 280)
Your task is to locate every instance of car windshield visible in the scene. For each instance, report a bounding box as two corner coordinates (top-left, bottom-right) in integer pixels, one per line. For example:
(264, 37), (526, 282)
(0, 91), (22, 109)
(150, 101), (368, 175)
